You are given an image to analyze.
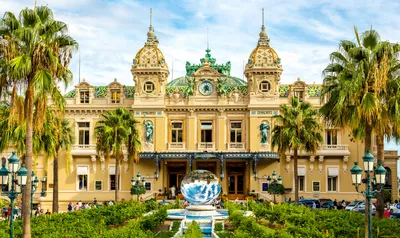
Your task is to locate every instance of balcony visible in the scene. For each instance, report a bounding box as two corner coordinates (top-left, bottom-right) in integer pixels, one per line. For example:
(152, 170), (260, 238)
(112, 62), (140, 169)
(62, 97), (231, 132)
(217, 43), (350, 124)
(72, 144), (96, 156)
(285, 144), (350, 156)
(319, 144), (349, 150)
(197, 142), (215, 151)
(227, 142), (246, 151)
(168, 142), (186, 150)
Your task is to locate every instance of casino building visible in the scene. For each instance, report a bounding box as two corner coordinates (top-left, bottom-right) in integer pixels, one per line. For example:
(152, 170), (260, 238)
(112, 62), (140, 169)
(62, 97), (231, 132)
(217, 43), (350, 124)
(1, 11), (398, 211)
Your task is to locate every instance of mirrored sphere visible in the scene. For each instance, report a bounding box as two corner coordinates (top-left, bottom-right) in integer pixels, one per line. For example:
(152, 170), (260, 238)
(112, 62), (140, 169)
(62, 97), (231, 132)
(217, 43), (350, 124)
(181, 170), (222, 205)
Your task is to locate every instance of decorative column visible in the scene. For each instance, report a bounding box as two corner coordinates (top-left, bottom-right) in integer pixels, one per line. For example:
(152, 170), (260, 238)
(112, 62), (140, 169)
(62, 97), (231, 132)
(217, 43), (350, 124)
(91, 155), (97, 174)
(100, 156), (105, 173)
(343, 156), (349, 174)
(285, 155), (291, 174)
(309, 156), (315, 174)
(318, 156), (324, 174)
(123, 154), (129, 173)
(219, 154), (225, 181)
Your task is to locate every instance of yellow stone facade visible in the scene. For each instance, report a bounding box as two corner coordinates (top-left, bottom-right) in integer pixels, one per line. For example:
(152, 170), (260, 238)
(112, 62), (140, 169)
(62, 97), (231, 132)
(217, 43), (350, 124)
(2, 14), (398, 213)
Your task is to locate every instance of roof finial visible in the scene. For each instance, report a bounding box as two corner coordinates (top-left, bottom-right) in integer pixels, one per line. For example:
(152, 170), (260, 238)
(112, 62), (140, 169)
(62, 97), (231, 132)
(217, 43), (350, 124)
(262, 8), (264, 27)
(146, 8), (157, 45)
(257, 8), (269, 46)
(207, 28), (209, 50)
(150, 8), (152, 27)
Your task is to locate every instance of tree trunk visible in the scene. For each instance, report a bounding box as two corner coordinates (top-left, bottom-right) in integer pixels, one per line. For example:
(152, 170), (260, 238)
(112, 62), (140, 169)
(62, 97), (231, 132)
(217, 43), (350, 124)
(22, 81), (34, 238)
(376, 134), (385, 219)
(364, 125), (372, 238)
(294, 148), (299, 204)
(115, 155), (120, 203)
(52, 152), (59, 213)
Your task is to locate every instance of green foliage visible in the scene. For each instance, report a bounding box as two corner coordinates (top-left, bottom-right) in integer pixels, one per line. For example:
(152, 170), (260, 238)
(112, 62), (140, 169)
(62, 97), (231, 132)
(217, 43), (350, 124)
(383, 189), (391, 202)
(267, 183), (285, 195)
(154, 221), (181, 238)
(215, 231), (234, 238)
(130, 184), (146, 196)
(214, 222), (223, 232)
(0, 199), (9, 208)
(184, 220), (203, 238)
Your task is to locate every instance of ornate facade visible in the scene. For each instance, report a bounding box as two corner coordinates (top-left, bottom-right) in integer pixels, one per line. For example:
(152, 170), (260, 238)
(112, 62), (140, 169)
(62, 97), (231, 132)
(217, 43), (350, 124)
(2, 11), (398, 212)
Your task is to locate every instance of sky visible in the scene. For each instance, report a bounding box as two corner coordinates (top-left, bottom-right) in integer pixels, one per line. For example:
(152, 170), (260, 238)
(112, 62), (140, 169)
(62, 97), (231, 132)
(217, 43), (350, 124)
(1, 0), (399, 174)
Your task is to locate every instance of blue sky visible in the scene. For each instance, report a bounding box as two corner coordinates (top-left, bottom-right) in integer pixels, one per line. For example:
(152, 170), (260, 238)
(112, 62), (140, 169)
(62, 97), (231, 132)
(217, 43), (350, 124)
(1, 0), (399, 173)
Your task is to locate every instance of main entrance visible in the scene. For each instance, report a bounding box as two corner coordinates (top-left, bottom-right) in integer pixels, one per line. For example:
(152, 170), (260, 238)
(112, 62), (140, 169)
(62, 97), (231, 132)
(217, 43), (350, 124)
(196, 161), (217, 174)
(227, 162), (246, 199)
(167, 162), (187, 194)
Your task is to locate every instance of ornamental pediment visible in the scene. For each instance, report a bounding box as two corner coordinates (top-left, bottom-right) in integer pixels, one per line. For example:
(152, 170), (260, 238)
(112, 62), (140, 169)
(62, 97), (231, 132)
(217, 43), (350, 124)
(75, 80), (92, 89)
(107, 80), (123, 89)
(193, 66), (221, 77)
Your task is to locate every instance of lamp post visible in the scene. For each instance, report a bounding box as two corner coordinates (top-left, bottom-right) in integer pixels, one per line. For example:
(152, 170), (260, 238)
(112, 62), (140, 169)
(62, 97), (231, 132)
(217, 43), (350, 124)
(131, 172), (146, 202)
(350, 150), (386, 238)
(40, 177), (47, 197)
(267, 171), (282, 203)
(0, 152), (28, 238)
(30, 172), (39, 217)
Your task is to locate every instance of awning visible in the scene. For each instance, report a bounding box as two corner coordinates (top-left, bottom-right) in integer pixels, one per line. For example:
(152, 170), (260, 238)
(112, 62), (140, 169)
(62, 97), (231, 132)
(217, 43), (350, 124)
(298, 167), (306, 176)
(328, 167), (339, 177)
(77, 166), (88, 175)
(109, 166), (116, 175)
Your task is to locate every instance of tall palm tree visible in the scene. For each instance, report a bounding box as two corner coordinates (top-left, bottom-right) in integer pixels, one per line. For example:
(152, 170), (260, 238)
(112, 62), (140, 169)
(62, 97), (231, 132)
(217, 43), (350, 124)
(0, 6), (77, 236)
(271, 97), (323, 203)
(321, 27), (400, 219)
(95, 108), (141, 202)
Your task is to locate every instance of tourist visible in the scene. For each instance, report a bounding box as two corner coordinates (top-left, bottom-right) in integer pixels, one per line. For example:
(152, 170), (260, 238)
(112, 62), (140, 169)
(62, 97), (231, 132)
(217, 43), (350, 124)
(45, 209), (51, 215)
(312, 201), (316, 209)
(288, 198), (292, 203)
(7, 205), (11, 220)
(84, 203), (90, 209)
(109, 200), (114, 206)
(341, 200), (346, 210)
(78, 200), (82, 208)
(93, 197), (98, 205)
(235, 197), (239, 204)
(333, 199), (337, 209)
(384, 208), (391, 218)
(170, 185), (176, 199)
(67, 202), (73, 212)
(74, 203), (80, 211)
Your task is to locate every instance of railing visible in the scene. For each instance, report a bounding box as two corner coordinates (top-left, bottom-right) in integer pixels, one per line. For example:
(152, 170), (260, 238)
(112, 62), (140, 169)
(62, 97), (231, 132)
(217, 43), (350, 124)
(227, 143), (245, 151)
(168, 142), (186, 150)
(197, 142), (215, 150)
(72, 144), (96, 150)
(319, 144), (349, 150)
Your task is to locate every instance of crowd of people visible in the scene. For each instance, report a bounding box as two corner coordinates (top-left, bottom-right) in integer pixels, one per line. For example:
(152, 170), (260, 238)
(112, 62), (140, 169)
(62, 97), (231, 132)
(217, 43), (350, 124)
(67, 198), (115, 212)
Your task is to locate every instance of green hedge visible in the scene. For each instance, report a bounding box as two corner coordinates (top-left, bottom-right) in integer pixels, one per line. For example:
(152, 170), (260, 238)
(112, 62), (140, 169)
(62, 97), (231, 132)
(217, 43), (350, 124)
(0, 199), (169, 238)
(154, 221), (181, 238)
(184, 220), (203, 238)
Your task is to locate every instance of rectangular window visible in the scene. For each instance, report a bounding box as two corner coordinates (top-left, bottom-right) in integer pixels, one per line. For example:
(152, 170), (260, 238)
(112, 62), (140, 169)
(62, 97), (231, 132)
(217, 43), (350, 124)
(262, 183), (269, 192)
(109, 166), (120, 191)
(110, 175), (116, 190)
(80, 90), (89, 104)
(171, 121), (183, 143)
(145, 182), (151, 191)
(78, 122), (90, 145)
(312, 181), (320, 192)
(299, 176), (305, 192)
(201, 121), (213, 143)
(294, 90), (304, 102)
(95, 181), (102, 191)
(77, 166), (88, 191)
(326, 129), (338, 145)
(328, 177), (337, 192)
(230, 121), (242, 143)
(111, 90), (121, 103)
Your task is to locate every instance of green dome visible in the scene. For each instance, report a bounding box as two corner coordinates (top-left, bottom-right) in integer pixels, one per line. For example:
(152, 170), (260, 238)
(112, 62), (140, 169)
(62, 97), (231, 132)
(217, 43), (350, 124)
(167, 76), (247, 87)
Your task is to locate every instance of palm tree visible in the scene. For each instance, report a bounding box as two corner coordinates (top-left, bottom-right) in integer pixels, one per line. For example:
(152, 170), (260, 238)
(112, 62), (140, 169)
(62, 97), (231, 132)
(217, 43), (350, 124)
(271, 97), (323, 203)
(320, 27), (400, 218)
(95, 108), (141, 202)
(0, 6), (77, 236)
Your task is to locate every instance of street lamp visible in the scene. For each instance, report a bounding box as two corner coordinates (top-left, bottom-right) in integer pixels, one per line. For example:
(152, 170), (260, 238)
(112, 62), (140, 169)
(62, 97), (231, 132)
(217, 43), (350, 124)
(267, 171), (282, 203)
(40, 177), (47, 197)
(350, 150), (386, 238)
(30, 172), (39, 217)
(0, 152), (28, 238)
(131, 172), (146, 202)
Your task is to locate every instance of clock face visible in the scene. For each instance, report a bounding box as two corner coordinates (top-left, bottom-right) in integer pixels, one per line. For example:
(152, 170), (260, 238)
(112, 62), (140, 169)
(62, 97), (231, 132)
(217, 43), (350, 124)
(199, 80), (214, 96)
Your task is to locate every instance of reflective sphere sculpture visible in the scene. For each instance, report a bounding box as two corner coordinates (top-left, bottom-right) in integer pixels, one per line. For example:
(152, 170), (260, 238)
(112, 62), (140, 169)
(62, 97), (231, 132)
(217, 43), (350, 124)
(181, 170), (222, 205)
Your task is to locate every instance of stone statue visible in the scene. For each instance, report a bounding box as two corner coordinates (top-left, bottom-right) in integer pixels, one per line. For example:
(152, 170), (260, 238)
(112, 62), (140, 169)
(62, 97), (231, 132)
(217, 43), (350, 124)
(260, 121), (270, 144)
(144, 121), (154, 144)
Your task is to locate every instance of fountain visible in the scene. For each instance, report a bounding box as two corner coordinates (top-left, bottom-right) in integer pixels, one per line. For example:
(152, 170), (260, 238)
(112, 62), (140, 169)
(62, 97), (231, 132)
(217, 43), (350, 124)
(167, 170), (227, 237)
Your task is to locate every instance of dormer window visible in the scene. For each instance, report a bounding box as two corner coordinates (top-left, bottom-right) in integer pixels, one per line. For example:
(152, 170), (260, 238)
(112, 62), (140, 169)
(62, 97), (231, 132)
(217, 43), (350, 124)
(259, 81), (271, 93)
(294, 90), (304, 102)
(80, 90), (89, 104)
(111, 89), (121, 103)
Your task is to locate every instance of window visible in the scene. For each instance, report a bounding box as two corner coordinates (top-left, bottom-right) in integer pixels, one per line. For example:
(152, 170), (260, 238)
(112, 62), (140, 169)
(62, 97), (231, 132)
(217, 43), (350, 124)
(230, 121), (242, 143)
(312, 181), (320, 192)
(80, 90), (89, 103)
(200, 121), (213, 143)
(171, 121), (183, 143)
(77, 166), (88, 191)
(328, 177), (337, 192)
(294, 90), (304, 102)
(145, 182), (151, 191)
(326, 129), (338, 145)
(111, 90), (121, 103)
(299, 176), (305, 192)
(259, 81), (271, 93)
(109, 166), (120, 191)
(262, 183), (269, 192)
(144, 81), (155, 93)
(95, 181), (102, 191)
(78, 122), (90, 145)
